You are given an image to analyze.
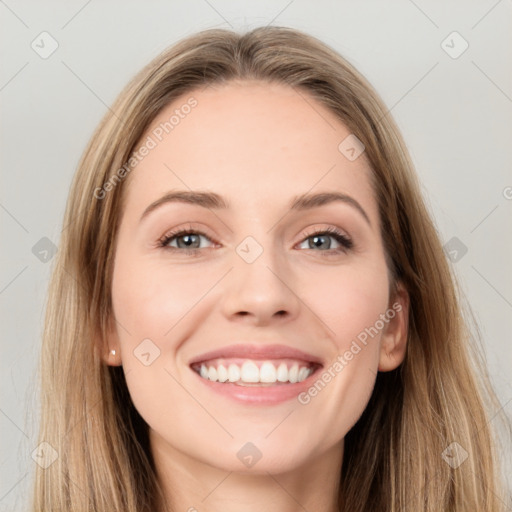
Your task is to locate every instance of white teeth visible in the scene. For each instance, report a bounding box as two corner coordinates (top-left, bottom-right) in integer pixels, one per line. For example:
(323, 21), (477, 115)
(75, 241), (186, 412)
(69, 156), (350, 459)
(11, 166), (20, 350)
(227, 363), (240, 382)
(276, 362), (288, 382)
(240, 361), (259, 383)
(196, 360), (314, 385)
(259, 362), (277, 383)
(289, 364), (299, 383)
(298, 367), (309, 382)
(207, 366), (218, 381)
(217, 364), (228, 382)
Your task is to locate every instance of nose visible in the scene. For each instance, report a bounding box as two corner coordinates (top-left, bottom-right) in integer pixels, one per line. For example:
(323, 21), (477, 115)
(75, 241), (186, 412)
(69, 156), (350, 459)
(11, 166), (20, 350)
(220, 242), (301, 326)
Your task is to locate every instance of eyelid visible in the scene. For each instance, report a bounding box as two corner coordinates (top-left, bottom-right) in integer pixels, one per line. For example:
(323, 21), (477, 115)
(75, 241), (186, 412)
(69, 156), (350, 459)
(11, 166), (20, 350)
(300, 225), (351, 241)
(297, 225), (353, 251)
(156, 226), (354, 260)
(156, 223), (219, 249)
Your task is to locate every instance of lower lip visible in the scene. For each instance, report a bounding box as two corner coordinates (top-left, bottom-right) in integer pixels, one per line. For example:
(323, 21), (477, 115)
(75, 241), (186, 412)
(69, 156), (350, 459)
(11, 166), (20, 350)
(190, 367), (320, 405)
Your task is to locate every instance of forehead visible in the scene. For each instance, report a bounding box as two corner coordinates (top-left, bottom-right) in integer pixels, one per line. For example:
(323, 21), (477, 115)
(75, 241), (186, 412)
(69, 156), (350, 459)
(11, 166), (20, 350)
(122, 80), (377, 221)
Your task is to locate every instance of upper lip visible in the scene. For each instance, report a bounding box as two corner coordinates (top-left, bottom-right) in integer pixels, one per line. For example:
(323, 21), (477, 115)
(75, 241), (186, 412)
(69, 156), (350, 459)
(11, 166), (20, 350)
(189, 344), (324, 366)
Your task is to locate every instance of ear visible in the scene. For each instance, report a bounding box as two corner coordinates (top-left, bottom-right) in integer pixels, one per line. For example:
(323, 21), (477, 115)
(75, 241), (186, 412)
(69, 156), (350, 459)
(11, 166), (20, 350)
(378, 282), (409, 372)
(99, 314), (123, 367)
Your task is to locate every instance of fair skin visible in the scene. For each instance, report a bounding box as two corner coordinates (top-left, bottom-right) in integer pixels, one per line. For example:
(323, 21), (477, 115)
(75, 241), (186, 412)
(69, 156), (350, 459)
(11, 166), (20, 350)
(102, 81), (409, 512)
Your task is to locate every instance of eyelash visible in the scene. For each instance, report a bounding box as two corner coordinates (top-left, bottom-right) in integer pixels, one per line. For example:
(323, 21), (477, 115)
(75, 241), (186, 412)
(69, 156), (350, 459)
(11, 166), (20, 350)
(301, 226), (353, 254)
(157, 225), (353, 257)
(157, 227), (216, 257)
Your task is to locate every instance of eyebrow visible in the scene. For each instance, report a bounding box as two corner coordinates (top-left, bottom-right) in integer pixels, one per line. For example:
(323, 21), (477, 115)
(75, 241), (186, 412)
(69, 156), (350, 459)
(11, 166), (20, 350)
(140, 190), (371, 226)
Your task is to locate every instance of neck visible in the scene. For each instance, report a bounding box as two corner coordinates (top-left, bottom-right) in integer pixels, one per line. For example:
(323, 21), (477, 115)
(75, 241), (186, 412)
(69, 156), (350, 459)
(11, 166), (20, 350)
(150, 430), (343, 512)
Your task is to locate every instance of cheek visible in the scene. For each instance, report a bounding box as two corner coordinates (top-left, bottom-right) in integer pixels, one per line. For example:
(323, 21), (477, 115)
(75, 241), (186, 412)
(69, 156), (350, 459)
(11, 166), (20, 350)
(295, 260), (390, 434)
(110, 254), (209, 430)
(308, 263), (390, 351)
(111, 254), (209, 343)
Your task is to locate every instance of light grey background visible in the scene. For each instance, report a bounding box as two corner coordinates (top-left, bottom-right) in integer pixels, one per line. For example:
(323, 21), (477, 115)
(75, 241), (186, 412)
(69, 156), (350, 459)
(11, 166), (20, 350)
(1, 1), (511, 510)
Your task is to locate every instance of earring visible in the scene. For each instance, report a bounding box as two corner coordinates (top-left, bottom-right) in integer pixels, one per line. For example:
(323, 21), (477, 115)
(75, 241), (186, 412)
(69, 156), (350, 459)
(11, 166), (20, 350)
(110, 349), (116, 356)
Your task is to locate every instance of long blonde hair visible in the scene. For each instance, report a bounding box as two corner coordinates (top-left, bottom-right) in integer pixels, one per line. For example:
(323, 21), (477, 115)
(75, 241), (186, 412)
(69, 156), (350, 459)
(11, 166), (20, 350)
(31, 26), (509, 511)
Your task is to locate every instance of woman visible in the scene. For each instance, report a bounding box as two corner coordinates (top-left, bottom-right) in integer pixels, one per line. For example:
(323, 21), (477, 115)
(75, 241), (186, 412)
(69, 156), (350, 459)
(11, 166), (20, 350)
(31, 26), (509, 511)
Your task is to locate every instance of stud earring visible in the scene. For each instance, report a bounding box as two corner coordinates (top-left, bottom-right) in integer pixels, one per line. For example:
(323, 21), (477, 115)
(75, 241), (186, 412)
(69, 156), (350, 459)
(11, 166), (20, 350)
(110, 349), (116, 356)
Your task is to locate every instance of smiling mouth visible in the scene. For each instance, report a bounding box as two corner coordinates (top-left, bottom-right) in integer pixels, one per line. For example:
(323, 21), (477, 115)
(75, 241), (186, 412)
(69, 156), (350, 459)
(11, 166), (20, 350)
(191, 358), (321, 386)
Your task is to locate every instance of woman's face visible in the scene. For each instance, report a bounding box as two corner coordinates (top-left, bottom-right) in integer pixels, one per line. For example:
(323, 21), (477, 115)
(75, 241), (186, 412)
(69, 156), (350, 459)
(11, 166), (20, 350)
(105, 80), (408, 475)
